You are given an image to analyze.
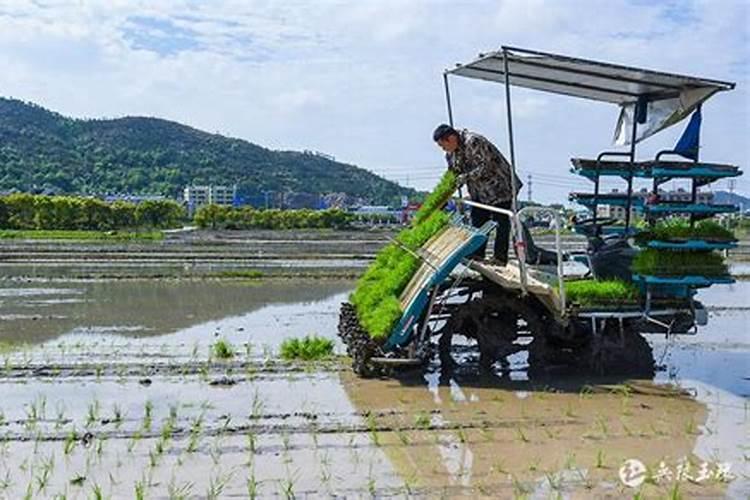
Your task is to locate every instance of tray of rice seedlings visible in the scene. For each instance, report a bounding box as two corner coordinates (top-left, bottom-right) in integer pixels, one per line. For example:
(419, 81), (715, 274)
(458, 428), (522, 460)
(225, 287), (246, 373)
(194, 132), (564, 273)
(631, 248), (730, 278)
(348, 170), (458, 339)
(634, 218), (736, 246)
(564, 279), (641, 308)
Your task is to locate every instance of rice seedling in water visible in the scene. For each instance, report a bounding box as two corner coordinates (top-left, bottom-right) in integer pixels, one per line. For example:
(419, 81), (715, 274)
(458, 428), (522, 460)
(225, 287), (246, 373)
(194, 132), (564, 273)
(212, 338), (235, 359)
(63, 430), (77, 455)
(595, 449), (606, 468)
(280, 335), (334, 361)
(246, 472), (258, 500)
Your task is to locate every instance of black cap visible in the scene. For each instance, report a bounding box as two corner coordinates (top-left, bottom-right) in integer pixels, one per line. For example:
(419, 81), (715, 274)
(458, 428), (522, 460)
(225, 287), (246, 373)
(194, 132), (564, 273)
(432, 123), (456, 142)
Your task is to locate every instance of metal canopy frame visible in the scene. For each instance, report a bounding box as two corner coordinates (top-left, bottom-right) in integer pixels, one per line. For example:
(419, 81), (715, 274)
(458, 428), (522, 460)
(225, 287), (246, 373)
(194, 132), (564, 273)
(441, 45), (735, 295)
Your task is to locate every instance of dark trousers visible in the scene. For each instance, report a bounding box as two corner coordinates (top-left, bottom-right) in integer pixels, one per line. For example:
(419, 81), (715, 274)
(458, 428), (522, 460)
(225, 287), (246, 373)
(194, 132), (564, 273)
(470, 200), (512, 262)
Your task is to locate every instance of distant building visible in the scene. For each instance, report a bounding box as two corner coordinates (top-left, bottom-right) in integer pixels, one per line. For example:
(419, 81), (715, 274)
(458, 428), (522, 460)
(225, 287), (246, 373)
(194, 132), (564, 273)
(103, 194), (166, 204)
(183, 185), (237, 215)
(596, 188), (714, 221)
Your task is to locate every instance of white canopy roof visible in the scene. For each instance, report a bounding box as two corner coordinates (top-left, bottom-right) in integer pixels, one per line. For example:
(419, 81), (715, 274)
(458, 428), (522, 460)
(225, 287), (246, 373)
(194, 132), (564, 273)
(447, 46), (735, 143)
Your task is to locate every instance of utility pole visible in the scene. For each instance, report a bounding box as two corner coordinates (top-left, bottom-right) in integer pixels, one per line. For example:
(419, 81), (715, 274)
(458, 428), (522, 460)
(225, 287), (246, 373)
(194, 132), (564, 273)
(527, 174), (532, 203)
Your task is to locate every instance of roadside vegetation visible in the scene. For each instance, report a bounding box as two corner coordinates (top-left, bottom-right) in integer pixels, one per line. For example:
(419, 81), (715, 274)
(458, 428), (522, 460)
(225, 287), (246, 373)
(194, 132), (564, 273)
(350, 171), (457, 339)
(280, 335), (335, 360)
(194, 205), (352, 230)
(0, 193), (184, 230)
(0, 229), (164, 241)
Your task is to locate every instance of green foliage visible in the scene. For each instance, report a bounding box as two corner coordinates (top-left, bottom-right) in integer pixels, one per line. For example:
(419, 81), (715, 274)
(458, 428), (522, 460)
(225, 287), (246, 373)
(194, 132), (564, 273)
(632, 249), (729, 277)
(0, 194), (183, 230)
(279, 335), (335, 361)
(0, 229), (163, 241)
(0, 98), (414, 204)
(565, 279), (640, 306)
(193, 205), (353, 230)
(635, 218), (735, 245)
(212, 338), (235, 359)
(351, 171), (457, 339)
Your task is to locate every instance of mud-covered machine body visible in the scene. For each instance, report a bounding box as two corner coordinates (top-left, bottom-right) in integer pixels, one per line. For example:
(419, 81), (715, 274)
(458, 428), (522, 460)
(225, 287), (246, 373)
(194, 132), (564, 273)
(339, 47), (741, 376)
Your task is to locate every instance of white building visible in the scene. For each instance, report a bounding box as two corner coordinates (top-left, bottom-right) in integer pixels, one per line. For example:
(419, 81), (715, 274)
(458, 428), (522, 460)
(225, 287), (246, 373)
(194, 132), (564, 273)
(183, 185), (237, 214)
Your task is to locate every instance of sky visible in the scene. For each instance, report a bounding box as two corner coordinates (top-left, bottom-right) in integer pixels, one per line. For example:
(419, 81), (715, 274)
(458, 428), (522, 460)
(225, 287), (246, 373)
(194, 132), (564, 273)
(0, 0), (748, 203)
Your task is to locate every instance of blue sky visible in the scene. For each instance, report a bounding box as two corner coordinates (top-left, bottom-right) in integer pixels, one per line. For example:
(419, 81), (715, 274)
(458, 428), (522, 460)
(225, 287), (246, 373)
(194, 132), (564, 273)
(0, 0), (747, 202)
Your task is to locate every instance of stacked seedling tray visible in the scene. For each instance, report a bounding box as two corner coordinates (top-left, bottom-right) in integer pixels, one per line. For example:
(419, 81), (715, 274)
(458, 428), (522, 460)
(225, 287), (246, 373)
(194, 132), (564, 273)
(570, 155), (741, 300)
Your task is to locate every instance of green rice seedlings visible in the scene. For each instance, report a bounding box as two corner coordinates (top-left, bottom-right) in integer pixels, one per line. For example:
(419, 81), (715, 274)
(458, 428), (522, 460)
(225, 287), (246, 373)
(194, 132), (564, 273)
(0, 470), (11, 491)
(278, 467), (298, 500)
(35, 453), (54, 493)
(246, 468), (259, 499)
(250, 387), (264, 419)
(595, 449), (606, 469)
(565, 279), (640, 306)
(86, 399), (100, 428)
(133, 480), (146, 500)
(279, 335), (334, 361)
(595, 414), (609, 437)
(516, 426), (530, 443)
(206, 470), (234, 500)
(112, 404), (123, 428)
(635, 218), (735, 244)
(63, 430), (77, 455)
(187, 413), (204, 453)
(366, 413), (380, 447)
(142, 400), (153, 431)
(351, 170), (457, 338)
(414, 412), (430, 430)
(167, 477), (193, 499)
(90, 483), (103, 500)
(632, 248), (729, 277)
(246, 430), (257, 455)
(212, 338), (235, 359)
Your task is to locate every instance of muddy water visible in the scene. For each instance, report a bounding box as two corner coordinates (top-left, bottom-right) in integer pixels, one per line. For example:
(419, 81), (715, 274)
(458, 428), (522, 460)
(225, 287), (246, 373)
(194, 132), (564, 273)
(0, 278), (747, 498)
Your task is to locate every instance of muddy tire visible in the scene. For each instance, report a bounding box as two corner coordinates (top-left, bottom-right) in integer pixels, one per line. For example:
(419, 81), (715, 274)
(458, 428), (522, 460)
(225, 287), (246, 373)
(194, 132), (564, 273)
(337, 303), (384, 378)
(443, 287), (551, 369)
(579, 324), (655, 377)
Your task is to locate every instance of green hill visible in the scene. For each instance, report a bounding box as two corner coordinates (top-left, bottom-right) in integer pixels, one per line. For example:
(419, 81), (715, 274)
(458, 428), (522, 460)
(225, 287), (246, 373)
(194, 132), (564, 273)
(0, 97), (413, 204)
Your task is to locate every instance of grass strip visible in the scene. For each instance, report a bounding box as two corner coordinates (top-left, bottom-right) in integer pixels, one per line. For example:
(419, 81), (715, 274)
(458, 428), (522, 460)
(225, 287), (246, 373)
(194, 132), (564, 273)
(0, 229), (164, 241)
(632, 248), (729, 277)
(280, 335), (334, 360)
(351, 171), (457, 339)
(634, 218), (735, 245)
(565, 279), (641, 306)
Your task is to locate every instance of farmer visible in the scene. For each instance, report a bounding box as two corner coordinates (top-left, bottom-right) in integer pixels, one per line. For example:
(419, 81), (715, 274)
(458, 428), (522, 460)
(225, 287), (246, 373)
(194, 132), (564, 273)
(433, 124), (521, 265)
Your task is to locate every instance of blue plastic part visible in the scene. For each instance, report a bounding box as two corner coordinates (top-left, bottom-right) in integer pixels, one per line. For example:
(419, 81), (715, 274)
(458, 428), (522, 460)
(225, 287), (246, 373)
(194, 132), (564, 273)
(651, 165), (742, 180)
(573, 224), (637, 236)
(645, 203), (738, 215)
(384, 229), (489, 350)
(632, 274), (735, 287)
(571, 194), (645, 209)
(647, 239), (738, 250)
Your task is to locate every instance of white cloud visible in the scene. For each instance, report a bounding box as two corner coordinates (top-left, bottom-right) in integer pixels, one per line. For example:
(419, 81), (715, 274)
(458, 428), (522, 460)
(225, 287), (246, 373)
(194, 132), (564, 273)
(0, 0), (746, 200)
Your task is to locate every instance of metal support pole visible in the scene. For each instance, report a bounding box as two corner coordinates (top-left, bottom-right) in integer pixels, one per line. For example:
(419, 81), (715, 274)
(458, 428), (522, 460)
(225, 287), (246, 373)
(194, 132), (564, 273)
(443, 72), (454, 127)
(443, 71), (463, 200)
(625, 107), (638, 230)
(502, 47), (527, 294)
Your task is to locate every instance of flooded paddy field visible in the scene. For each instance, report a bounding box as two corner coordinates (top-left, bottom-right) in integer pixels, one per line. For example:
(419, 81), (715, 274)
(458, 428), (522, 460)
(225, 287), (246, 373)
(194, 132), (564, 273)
(0, 252), (747, 497)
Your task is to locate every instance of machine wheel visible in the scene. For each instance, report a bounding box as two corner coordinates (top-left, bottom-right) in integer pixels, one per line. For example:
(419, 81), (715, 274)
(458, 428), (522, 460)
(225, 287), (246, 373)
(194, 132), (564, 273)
(578, 321), (655, 377)
(337, 303), (385, 377)
(441, 287), (554, 370)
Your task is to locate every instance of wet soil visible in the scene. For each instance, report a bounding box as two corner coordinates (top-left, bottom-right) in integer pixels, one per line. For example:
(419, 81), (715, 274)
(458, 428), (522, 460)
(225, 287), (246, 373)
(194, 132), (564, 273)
(0, 277), (746, 498)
